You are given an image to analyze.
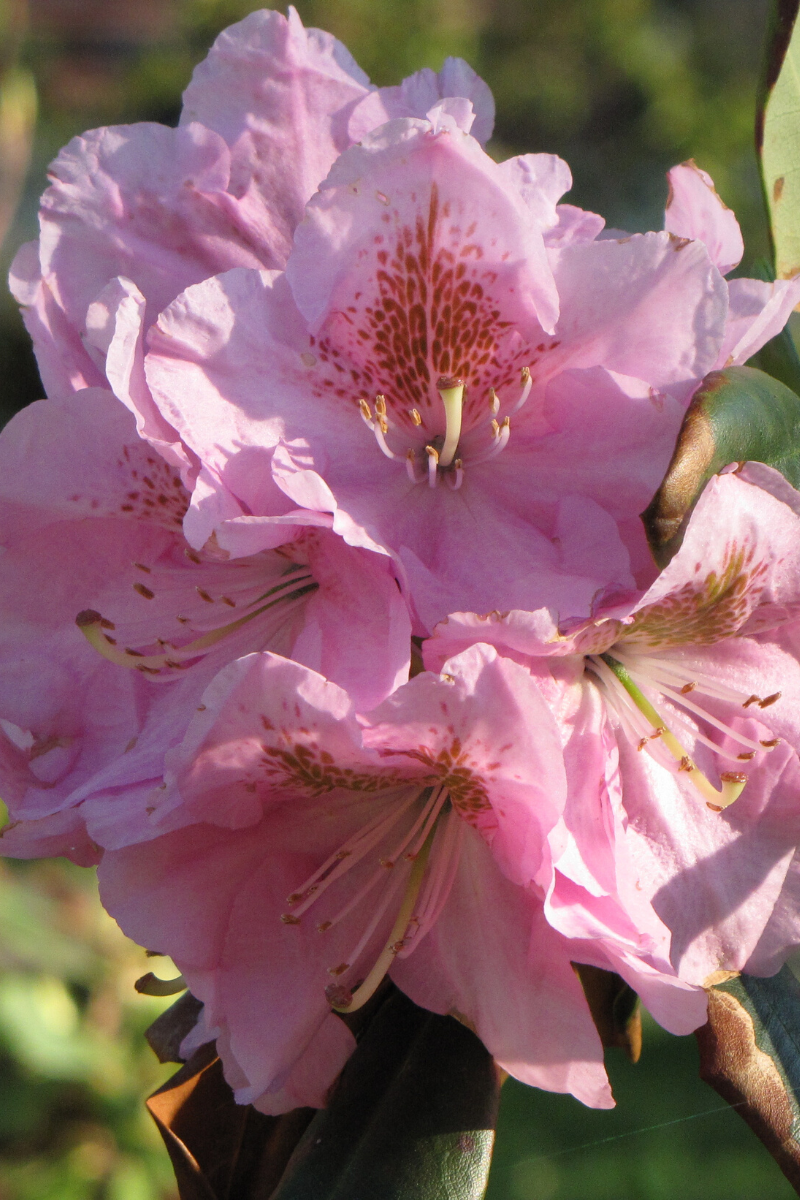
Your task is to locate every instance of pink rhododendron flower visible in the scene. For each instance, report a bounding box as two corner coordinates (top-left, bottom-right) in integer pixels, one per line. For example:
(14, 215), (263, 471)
(96, 642), (703, 1113)
(139, 113), (800, 632)
(9, 7), (492, 409)
(0, 387), (410, 857)
(425, 466), (800, 1002)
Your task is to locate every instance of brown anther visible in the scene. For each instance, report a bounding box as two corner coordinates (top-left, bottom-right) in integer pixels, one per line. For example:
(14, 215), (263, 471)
(743, 695), (760, 708)
(491, 419), (500, 437)
(280, 913), (301, 925)
(336, 850), (352, 860)
(736, 752), (756, 761)
(391, 940), (406, 954)
(375, 395), (388, 417)
(761, 738), (780, 748)
(316, 921), (332, 933)
(707, 803), (723, 813)
(221, 596), (236, 607)
(133, 582), (155, 599)
(327, 962), (350, 976)
(196, 588), (214, 603)
(720, 772), (747, 784)
(100, 617), (115, 630)
(134, 562), (152, 573)
(104, 635), (117, 645)
(425, 445), (439, 461)
(410, 408), (422, 426)
(379, 858), (394, 869)
(680, 682), (697, 694)
(437, 375), (464, 390)
(521, 366), (531, 382)
(759, 692), (781, 708)
(285, 892), (304, 904)
(454, 458), (463, 469)
(378, 416), (389, 435)
(359, 398), (372, 421)
(679, 756), (694, 773)
(75, 611), (101, 630)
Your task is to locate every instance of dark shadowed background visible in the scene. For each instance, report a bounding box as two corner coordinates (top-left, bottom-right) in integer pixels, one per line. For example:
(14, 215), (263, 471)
(0, 1), (794, 1197)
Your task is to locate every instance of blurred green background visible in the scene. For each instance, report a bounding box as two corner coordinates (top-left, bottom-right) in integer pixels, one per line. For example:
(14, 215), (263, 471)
(0, 0), (794, 1196)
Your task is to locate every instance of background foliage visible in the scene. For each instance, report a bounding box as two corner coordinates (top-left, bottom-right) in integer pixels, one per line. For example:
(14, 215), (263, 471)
(0, 0), (794, 1196)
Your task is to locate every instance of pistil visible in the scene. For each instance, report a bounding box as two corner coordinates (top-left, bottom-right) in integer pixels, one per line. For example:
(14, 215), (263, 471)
(77, 567), (317, 675)
(596, 654), (749, 809)
(436, 376), (464, 467)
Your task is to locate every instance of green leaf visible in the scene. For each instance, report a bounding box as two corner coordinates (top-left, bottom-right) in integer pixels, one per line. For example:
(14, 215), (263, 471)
(758, 0), (800, 278)
(271, 988), (500, 1200)
(696, 967), (800, 1192)
(641, 364), (800, 566)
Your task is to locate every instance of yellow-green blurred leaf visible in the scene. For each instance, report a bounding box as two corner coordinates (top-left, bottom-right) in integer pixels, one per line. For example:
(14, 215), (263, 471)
(759, 1), (800, 279)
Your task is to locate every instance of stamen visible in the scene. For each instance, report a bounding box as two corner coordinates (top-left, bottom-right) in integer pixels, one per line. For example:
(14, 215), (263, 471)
(610, 653), (776, 758)
(426, 445), (439, 488)
(330, 821), (436, 1013)
(406, 448), (424, 483)
(468, 418), (510, 466)
(410, 408), (422, 426)
(599, 655), (748, 809)
(375, 394), (389, 434)
(437, 376), (464, 467)
(489, 389), (500, 416)
(372, 423), (403, 460)
(447, 459), (464, 490)
(76, 572), (317, 673)
(508, 366), (533, 414)
(359, 398), (373, 425)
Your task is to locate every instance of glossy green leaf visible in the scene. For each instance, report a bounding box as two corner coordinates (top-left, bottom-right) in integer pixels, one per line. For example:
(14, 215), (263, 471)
(696, 967), (800, 1192)
(641, 364), (800, 566)
(271, 988), (500, 1200)
(758, 0), (800, 278)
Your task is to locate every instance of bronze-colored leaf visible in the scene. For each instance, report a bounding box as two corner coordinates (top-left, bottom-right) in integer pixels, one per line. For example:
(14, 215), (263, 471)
(147, 1043), (314, 1200)
(145, 991), (204, 1064)
(696, 967), (800, 1195)
(574, 964), (642, 1063)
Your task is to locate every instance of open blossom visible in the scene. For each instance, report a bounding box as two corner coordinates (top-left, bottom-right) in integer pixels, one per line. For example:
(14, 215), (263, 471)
(96, 642), (704, 1113)
(9, 7), (492, 445)
(137, 119), (800, 633)
(0, 386), (410, 859)
(425, 466), (800, 997)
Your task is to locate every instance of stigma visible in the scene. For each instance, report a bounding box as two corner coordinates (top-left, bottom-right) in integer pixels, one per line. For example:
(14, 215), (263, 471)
(587, 650), (781, 811)
(357, 367), (531, 488)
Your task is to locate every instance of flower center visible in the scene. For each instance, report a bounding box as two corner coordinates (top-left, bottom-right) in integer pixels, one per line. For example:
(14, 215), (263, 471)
(358, 368), (532, 489)
(76, 561), (318, 677)
(586, 650), (780, 811)
(280, 784), (464, 1012)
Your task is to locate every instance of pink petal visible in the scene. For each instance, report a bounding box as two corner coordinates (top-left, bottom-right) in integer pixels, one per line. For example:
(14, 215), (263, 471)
(288, 112), (559, 336)
(180, 6), (372, 262)
(349, 59), (495, 146)
(498, 153), (573, 230)
(547, 232), (728, 390)
(362, 643), (568, 886)
(714, 275), (800, 368)
(664, 161), (743, 276)
(391, 828), (613, 1108)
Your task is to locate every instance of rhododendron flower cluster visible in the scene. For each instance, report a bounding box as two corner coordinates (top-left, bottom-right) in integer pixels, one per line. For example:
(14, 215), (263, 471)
(4, 5), (800, 1117)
